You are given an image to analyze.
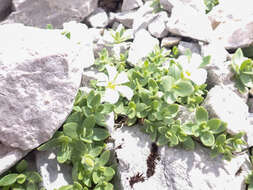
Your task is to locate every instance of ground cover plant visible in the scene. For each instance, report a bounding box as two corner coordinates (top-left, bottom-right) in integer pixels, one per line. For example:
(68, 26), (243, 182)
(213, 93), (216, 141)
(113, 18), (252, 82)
(0, 25), (251, 189)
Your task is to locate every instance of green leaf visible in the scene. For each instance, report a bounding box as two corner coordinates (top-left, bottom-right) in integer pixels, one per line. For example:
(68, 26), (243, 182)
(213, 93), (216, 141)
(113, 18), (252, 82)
(93, 128), (110, 141)
(195, 107), (208, 123)
(161, 76), (175, 91)
(148, 79), (158, 91)
(181, 123), (195, 135)
(212, 121), (227, 134)
(99, 150), (110, 166)
(101, 104), (114, 114)
(92, 171), (100, 184)
(58, 185), (73, 190)
(199, 56), (211, 68)
(57, 146), (70, 163)
(26, 172), (41, 183)
(63, 122), (79, 139)
(164, 91), (177, 104)
(173, 80), (194, 97)
(104, 183), (114, 190)
(248, 183), (253, 190)
(0, 174), (19, 186)
(216, 134), (226, 145)
(182, 137), (195, 150)
(16, 160), (28, 173)
(104, 167), (115, 181)
(37, 138), (61, 151)
(157, 135), (169, 146)
(207, 119), (221, 133)
(73, 181), (83, 190)
(200, 131), (215, 147)
(16, 174), (26, 184)
(166, 104), (179, 116)
(89, 146), (104, 157)
(240, 73), (253, 88)
(232, 48), (244, 66)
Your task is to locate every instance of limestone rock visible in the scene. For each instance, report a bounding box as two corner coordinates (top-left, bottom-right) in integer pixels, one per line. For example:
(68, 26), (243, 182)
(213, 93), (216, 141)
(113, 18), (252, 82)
(166, 3), (213, 42)
(208, 0), (253, 29)
(148, 11), (169, 38)
(162, 143), (250, 190)
(178, 41), (201, 55)
(127, 29), (159, 65)
(0, 0), (12, 21)
(0, 23), (88, 152)
(110, 10), (136, 28)
(202, 85), (249, 135)
(3, 0), (98, 28)
(112, 124), (250, 190)
(214, 17), (253, 50)
(161, 36), (181, 48)
(0, 144), (29, 175)
(86, 8), (109, 28)
(36, 150), (73, 190)
(121, 0), (143, 11)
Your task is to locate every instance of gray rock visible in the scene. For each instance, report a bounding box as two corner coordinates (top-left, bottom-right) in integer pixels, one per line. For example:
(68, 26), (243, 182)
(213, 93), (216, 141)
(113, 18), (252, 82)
(132, 1), (156, 33)
(160, 0), (206, 14)
(162, 143), (250, 190)
(121, 0), (143, 11)
(110, 10), (136, 28)
(208, 0), (253, 30)
(36, 150), (73, 190)
(166, 3), (213, 42)
(0, 23), (88, 171)
(3, 0), (98, 28)
(161, 36), (181, 48)
(148, 11), (169, 38)
(112, 125), (168, 190)
(178, 41), (201, 55)
(127, 29), (159, 65)
(214, 17), (253, 50)
(112, 124), (250, 190)
(0, 0), (12, 21)
(248, 98), (253, 113)
(0, 144), (29, 175)
(86, 8), (109, 28)
(202, 85), (249, 135)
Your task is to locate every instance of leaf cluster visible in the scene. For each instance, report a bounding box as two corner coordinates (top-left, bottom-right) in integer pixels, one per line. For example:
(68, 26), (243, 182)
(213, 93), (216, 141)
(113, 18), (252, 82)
(231, 48), (253, 93)
(0, 160), (42, 190)
(38, 90), (115, 190)
(204, 0), (219, 13)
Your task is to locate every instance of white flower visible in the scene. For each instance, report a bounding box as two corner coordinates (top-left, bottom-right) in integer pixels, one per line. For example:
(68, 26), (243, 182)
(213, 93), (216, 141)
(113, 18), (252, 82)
(177, 53), (207, 85)
(97, 65), (133, 104)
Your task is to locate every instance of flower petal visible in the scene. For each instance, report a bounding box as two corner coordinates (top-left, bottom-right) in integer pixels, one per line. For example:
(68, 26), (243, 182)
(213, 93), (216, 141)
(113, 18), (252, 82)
(189, 69), (207, 85)
(116, 85), (134, 101)
(115, 72), (129, 85)
(105, 65), (117, 82)
(103, 88), (119, 104)
(96, 81), (108, 87)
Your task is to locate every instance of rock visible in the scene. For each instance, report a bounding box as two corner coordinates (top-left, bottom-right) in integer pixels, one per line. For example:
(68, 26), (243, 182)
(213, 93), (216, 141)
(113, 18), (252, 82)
(3, 0), (98, 28)
(112, 124), (250, 190)
(132, 1), (156, 33)
(127, 29), (159, 65)
(0, 23), (91, 174)
(208, 0), (253, 30)
(213, 17), (253, 50)
(178, 41), (201, 55)
(200, 40), (229, 64)
(99, 0), (122, 12)
(161, 36), (181, 48)
(121, 0), (143, 11)
(160, 0), (206, 14)
(166, 3), (213, 42)
(202, 85), (249, 135)
(0, 0), (12, 21)
(148, 11), (169, 38)
(110, 10), (136, 28)
(162, 143), (251, 190)
(112, 125), (168, 190)
(248, 98), (253, 113)
(88, 28), (104, 43)
(86, 8), (109, 28)
(0, 144), (29, 175)
(36, 150), (73, 190)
